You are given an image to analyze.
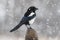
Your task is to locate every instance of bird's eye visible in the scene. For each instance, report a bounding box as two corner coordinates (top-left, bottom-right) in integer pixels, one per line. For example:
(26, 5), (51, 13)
(29, 9), (30, 10)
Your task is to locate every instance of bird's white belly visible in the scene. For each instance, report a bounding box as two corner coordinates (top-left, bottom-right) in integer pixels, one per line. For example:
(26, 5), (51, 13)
(29, 17), (36, 24)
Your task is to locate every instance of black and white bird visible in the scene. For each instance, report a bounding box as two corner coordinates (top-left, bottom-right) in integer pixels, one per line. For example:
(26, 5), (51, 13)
(10, 6), (38, 32)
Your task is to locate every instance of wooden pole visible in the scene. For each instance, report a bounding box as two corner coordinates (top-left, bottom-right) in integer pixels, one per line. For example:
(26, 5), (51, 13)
(25, 28), (38, 40)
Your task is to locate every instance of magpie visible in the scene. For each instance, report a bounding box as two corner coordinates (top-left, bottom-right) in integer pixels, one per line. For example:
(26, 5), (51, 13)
(10, 6), (38, 32)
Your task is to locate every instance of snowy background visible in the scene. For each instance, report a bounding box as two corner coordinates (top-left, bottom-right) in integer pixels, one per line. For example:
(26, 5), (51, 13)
(0, 0), (60, 40)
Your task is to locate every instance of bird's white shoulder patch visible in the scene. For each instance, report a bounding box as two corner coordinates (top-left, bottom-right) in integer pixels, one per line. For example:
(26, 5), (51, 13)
(29, 12), (35, 16)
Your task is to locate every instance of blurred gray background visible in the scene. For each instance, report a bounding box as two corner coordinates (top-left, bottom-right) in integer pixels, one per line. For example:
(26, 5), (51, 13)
(0, 0), (60, 40)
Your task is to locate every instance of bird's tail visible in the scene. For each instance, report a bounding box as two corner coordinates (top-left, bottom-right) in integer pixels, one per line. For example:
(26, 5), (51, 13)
(10, 22), (23, 32)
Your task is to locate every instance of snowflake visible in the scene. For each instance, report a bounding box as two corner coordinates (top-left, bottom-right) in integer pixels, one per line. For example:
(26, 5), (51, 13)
(57, 9), (60, 13)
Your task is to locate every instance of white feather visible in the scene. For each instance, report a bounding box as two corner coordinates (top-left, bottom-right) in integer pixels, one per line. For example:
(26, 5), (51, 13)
(29, 17), (36, 24)
(29, 12), (36, 24)
(29, 12), (35, 16)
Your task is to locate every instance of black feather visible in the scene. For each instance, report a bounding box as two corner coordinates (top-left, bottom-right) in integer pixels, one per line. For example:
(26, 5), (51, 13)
(10, 22), (23, 32)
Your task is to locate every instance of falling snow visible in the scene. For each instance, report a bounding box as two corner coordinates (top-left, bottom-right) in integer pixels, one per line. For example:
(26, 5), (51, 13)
(0, 0), (60, 40)
(57, 9), (60, 13)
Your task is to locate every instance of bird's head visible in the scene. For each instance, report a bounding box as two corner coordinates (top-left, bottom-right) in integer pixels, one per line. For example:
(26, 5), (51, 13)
(28, 6), (38, 12)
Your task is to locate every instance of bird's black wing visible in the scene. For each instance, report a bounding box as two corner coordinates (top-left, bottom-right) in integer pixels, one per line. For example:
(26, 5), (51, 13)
(10, 17), (28, 32)
(24, 11), (31, 17)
